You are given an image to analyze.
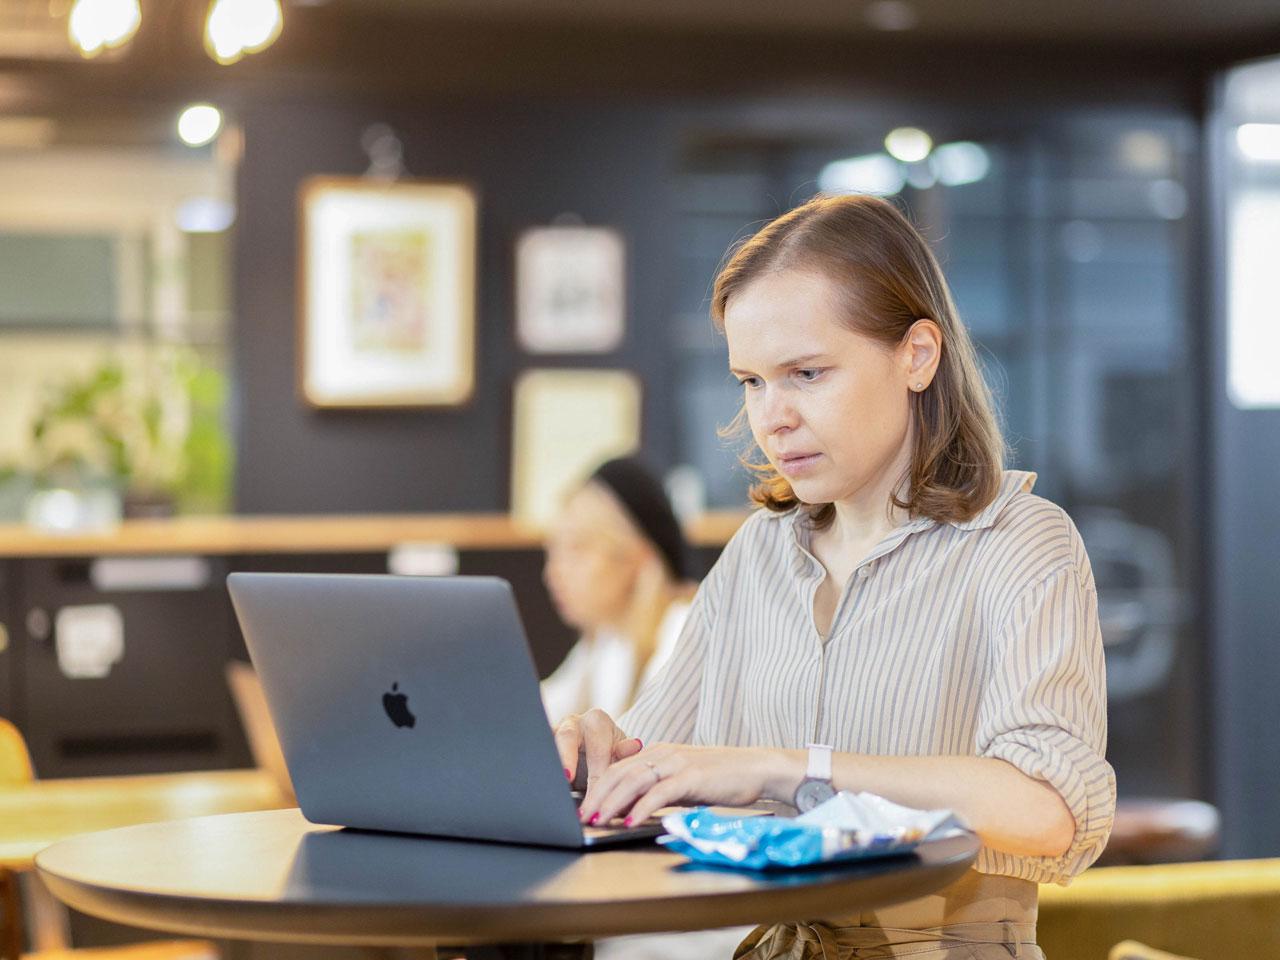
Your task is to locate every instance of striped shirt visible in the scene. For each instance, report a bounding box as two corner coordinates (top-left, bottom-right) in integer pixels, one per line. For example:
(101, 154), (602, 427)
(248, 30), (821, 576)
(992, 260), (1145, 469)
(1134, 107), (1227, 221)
(620, 469), (1115, 887)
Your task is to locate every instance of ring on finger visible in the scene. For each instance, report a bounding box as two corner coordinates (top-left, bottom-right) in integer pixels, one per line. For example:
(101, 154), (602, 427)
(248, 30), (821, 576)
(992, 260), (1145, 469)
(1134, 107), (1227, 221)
(642, 759), (662, 786)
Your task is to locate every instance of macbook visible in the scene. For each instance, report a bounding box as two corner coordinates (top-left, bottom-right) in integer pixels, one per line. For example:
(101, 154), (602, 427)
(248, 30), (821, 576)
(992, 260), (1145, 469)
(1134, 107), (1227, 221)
(226, 572), (665, 848)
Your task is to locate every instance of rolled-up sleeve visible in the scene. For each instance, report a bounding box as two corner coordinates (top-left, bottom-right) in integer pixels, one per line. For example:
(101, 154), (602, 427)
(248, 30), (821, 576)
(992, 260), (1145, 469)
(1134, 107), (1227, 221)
(975, 563), (1116, 885)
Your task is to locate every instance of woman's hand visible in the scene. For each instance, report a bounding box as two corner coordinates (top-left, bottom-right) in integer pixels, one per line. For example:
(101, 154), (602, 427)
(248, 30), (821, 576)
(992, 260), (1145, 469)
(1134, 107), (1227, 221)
(553, 708), (643, 791)
(577, 743), (783, 827)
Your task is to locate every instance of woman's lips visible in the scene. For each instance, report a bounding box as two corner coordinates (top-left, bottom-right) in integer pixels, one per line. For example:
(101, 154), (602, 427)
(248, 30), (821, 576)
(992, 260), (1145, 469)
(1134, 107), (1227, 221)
(777, 453), (822, 476)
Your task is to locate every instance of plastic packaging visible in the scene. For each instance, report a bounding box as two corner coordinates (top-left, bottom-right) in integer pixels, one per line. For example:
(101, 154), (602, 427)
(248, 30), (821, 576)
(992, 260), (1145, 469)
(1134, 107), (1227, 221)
(658, 791), (967, 870)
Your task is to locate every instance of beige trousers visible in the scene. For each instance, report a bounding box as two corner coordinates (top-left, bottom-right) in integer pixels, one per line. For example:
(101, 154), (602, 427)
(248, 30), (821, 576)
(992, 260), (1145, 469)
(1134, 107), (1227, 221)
(733, 870), (1047, 960)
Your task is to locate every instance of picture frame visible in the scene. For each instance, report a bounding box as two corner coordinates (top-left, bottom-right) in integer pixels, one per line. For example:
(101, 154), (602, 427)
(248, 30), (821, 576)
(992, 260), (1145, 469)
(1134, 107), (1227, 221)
(514, 225), (625, 354)
(510, 369), (641, 528)
(298, 176), (477, 408)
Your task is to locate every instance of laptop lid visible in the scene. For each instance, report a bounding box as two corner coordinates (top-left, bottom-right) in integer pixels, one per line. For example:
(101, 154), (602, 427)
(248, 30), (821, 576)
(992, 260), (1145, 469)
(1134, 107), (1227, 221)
(227, 572), (589, 848)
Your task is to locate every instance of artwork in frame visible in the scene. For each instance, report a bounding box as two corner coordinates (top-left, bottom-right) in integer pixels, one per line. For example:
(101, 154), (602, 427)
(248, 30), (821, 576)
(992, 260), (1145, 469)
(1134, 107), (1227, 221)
(510, 369), (641, 528)
(298, 176), (477, 408)
(515, 225), (625, 354)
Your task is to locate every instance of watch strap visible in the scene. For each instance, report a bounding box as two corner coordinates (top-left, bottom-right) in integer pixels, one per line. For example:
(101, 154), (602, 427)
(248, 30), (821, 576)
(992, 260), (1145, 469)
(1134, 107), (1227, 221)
(805, 743), (833, 781)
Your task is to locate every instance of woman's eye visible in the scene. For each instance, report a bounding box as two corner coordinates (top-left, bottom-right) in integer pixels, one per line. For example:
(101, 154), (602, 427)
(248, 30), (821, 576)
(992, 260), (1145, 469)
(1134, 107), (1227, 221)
(737, 376), (761, 389)
(795, 368), (822, 382)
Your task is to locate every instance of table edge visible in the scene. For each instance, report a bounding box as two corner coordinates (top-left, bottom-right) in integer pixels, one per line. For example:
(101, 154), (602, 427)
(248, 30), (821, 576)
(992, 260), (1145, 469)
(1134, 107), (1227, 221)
(37, 832), (979, 946)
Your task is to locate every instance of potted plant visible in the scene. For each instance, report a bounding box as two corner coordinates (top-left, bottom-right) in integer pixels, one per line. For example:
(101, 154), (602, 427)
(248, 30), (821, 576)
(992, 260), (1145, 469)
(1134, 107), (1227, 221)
(27, 346), (232, 526)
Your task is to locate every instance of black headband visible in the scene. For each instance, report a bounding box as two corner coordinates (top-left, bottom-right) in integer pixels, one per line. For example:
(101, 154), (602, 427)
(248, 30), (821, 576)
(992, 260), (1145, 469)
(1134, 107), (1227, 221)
(590, 456), (688, 580)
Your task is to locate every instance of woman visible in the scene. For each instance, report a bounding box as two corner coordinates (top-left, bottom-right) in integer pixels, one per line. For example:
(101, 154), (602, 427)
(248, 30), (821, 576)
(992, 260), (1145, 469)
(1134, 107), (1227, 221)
(557, 195), (1114, 959)
(541, 456), (695, 724)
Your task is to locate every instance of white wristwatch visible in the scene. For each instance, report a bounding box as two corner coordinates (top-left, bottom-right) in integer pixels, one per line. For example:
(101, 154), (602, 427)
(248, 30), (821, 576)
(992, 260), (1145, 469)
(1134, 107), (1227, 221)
(792, 742), (837, 812)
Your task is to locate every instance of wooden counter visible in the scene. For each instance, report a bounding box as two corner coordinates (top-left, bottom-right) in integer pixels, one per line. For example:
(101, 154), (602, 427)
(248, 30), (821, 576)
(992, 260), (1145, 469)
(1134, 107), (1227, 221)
(0, 511), (747, 558)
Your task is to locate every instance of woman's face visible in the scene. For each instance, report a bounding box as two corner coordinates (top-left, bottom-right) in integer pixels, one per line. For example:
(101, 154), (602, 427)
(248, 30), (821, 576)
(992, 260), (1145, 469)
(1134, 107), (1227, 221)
(543, 483), (643, 632)
(724, 269), (916, 511)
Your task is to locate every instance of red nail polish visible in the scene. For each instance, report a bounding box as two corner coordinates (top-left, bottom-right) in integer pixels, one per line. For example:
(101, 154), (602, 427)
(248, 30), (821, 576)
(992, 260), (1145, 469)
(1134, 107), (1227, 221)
(636, 738), (644, 750)
(623, 816), (633, 827)
(589, 813), (600, 825)
(564, 768), (572, 780)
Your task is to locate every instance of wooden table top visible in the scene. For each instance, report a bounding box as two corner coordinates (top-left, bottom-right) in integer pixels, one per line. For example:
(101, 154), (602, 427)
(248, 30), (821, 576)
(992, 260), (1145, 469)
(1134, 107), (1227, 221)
(0, 511), (747, 557)
(36, 808), (980, 947)
(0, 769), (289, 871)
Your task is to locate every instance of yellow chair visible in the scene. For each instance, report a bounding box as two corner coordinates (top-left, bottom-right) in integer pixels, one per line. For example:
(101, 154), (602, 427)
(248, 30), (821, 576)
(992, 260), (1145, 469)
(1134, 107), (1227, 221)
(1039, 858), (1280, 960)
(0, 719), (34, 786)
(0, 717), (218, 960)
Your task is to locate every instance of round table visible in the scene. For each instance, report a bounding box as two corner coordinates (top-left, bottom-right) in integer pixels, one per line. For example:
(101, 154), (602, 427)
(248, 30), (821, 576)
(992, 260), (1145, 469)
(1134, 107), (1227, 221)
(37, 808), (979, 958)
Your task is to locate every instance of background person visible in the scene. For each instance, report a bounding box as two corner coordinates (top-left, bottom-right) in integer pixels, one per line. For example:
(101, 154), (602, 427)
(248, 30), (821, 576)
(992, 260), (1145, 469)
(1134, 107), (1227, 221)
(540, 456), (695, 724)
(556, 194), (1115, 960)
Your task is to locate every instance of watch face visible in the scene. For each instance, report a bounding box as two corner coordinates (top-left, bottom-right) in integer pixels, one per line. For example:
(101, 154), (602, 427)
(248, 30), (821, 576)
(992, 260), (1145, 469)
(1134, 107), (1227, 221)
(794, 778), (837, 812)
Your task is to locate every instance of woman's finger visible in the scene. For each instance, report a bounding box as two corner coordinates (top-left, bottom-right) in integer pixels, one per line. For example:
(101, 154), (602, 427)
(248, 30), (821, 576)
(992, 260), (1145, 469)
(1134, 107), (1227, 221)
(623, 769), (691, 826)
(551, 716), (583, 781)
(585, 755), (655, 824)
(612, 735), (643, 761)
(579, 709), (621, 803)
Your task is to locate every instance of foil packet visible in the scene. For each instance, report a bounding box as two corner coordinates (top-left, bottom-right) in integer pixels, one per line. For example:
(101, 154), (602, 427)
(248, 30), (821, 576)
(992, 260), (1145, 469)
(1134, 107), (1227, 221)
(658, 791), (968, 870)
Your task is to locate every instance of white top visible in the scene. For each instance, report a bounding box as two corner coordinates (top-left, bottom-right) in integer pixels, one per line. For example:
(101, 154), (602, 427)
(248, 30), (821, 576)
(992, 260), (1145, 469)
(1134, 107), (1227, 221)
(620, 470), (1115, 888)
(541, 601), (691, 724)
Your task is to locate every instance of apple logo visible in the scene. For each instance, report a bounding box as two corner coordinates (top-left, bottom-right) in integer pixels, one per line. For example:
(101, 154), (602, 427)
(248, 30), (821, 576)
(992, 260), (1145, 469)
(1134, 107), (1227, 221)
(382, 682), (416, 728)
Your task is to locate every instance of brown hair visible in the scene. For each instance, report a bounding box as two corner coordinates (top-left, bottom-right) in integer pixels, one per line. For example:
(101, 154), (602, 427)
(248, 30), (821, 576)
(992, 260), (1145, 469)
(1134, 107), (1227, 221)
(711, 194), (1005, 528)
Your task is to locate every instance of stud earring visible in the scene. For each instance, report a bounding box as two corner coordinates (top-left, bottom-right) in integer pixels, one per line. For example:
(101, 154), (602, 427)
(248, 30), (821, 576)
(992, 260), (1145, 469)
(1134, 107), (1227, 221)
(913, 382), (924, 391)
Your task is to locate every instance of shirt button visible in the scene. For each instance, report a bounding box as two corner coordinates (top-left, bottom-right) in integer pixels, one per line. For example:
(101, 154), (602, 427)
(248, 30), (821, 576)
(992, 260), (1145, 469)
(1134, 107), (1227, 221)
(858, 565), (873, 579)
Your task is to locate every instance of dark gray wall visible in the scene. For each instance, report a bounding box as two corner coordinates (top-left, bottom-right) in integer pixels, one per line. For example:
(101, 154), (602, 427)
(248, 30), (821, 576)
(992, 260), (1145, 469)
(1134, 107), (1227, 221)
(232, 98), (679, 513)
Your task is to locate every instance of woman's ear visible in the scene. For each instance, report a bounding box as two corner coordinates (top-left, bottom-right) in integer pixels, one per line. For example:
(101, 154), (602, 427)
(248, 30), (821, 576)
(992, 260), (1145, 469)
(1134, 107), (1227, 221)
(901, 319), (943, 389)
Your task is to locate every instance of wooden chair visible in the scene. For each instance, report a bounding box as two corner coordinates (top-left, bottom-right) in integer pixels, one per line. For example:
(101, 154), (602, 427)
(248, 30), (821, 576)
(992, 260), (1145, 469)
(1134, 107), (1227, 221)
(0, 717), (219, 960)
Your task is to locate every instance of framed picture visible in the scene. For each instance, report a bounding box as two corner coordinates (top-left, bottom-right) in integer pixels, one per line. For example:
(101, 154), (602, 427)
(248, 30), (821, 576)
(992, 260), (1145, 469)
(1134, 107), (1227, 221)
(515, 225), (625, 354)
(510, 369), (641, 528)
(298, 176), (477, 408)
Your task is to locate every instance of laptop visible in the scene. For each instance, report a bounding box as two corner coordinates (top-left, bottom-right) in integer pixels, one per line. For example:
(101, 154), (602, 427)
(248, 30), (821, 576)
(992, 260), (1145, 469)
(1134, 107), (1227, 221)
(226, 572), (669, 848)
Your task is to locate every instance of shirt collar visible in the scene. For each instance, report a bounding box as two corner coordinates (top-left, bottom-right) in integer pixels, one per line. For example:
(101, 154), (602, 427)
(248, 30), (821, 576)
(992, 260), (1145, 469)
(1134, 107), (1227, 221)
(946, 469), (1038, 531)
(783, 468), (1038, 547)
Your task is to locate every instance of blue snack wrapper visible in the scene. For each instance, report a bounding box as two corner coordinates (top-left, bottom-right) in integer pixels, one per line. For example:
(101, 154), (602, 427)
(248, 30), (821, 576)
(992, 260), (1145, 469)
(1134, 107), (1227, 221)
(658, 791), (967, 870)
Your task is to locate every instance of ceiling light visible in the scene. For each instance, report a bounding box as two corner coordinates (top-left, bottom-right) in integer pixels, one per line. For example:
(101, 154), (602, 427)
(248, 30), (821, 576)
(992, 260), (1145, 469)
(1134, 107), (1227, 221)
(819, 154), (905, 197)
(67, 0), (141, 58)
(864, 0), (918, 31)
(1236, 123), (1280, 162)
(204, 0), (283, 66)
(884, 127), (932, 163)
(932, 141), (991, 186)
(177, 104), (223, 147)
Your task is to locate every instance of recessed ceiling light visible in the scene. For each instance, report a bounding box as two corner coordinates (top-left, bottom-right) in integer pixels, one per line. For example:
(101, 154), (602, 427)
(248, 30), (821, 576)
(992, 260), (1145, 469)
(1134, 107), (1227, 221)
(932, 141), (991, 186)
(884, 127), (932, 163)
(177, 103), (223, 147)
(819, 154), (905, 197)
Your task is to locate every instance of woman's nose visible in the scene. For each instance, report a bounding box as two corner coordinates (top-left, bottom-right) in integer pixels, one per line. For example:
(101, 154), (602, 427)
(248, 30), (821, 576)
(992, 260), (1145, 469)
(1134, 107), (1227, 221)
(758, 385), (798, 434)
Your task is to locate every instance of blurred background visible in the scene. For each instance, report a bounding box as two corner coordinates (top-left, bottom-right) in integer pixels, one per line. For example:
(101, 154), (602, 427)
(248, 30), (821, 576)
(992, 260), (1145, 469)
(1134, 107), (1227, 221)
(0, 0), (1278, 942)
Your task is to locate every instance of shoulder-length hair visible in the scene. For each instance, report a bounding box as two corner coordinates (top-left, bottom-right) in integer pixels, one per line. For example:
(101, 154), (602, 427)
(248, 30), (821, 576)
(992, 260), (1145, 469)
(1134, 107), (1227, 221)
(711, 194), (1005, 528)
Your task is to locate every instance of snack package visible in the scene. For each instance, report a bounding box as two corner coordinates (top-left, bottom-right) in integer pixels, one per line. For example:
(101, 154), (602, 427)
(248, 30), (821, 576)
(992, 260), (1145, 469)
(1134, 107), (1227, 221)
(658, 791), (968, 870)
